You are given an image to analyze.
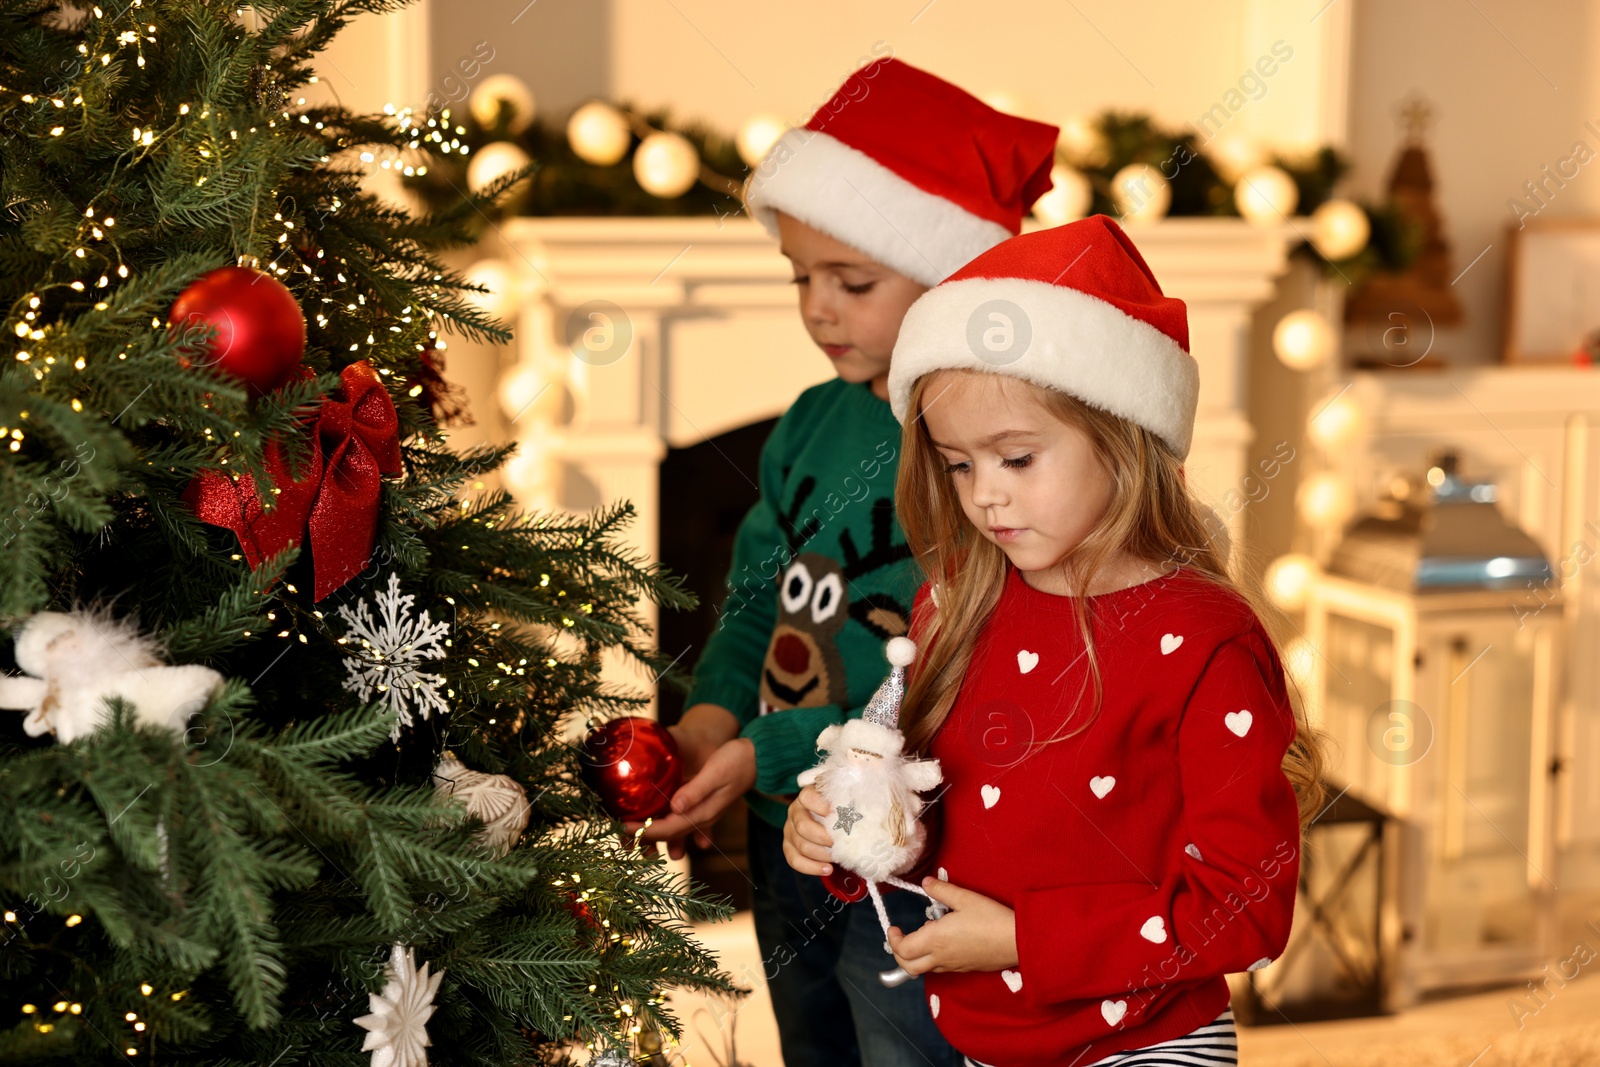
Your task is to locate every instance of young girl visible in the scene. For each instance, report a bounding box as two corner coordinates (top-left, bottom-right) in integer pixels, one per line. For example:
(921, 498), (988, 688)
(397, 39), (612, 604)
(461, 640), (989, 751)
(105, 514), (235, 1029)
(633, 58), (1059, 1067)
(783, 215), (1324, 1067)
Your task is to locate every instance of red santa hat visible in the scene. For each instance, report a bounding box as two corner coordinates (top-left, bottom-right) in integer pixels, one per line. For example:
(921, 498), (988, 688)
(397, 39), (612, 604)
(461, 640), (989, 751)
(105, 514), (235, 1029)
(887, 214), (1198, 459)
(743, 59), (1059, 287)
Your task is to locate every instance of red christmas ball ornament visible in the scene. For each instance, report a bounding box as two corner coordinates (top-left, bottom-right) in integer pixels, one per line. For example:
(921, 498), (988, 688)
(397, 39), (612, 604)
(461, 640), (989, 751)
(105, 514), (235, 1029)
(168, 264), (307, 396)
(564, 891), (600, 931)
(580, 716), (683, 821)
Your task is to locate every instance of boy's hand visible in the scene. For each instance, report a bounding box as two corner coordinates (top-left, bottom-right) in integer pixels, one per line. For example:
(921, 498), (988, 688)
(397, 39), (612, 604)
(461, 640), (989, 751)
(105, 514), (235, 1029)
(629, 734), (755, 859)
(668, 703), (740, 779)
(887, 878), (1018, 974)
(782, 785), (835, 876)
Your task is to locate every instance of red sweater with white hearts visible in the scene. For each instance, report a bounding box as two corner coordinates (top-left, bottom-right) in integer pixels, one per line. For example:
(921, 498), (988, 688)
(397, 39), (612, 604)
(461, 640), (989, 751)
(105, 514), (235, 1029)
(915, 564), (1302, 1067)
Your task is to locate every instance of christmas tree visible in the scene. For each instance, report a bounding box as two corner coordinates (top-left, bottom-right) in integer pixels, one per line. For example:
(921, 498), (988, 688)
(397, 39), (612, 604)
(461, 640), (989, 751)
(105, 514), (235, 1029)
(0, 1), (734, 1063)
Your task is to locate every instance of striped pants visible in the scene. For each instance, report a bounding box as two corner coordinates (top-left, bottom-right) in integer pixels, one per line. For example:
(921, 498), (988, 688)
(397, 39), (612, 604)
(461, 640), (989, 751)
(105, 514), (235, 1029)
(963, 1008), (1237, 1067)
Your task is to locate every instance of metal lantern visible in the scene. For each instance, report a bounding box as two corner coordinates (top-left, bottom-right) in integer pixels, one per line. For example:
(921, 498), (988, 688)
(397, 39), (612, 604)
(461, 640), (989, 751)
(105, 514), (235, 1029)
(1301, 452), (1564, 1007)
(1233, 785), (1398, 1024)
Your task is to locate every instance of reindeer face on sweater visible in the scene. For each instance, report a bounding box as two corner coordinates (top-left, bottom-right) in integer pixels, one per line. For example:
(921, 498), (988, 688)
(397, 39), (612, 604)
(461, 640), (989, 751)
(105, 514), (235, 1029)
(757, 486), (915, 716)
(760, 553), (849, 713)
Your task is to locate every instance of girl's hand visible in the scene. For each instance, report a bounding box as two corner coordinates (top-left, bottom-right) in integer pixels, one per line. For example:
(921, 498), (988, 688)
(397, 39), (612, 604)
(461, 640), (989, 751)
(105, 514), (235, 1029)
(887, 877), (1018, 974)
(782, 785), (835, 876)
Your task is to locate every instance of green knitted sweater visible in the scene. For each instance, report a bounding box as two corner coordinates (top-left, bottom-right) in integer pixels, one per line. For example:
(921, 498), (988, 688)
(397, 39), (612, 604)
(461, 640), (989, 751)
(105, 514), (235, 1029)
(685, 377), (922, 828)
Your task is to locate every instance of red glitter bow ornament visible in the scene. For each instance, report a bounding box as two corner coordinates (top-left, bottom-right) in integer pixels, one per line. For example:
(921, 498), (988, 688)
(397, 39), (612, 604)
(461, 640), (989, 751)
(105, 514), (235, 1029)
(184, 361), (402, 601)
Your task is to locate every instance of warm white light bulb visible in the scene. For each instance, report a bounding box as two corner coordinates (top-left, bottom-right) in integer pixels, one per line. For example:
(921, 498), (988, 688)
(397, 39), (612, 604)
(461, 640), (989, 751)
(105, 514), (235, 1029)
(567, 101), (631, 166)
(1235, 165), (1298, 223)
(633, 131), (698, 198)
(1273, 309), (1335, 371)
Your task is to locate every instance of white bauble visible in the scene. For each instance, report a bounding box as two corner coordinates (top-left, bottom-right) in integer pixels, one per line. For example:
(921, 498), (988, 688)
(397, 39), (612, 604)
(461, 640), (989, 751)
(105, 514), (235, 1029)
(466, 140), (532, 193)
(1311, 198), (1370, 260)
(567, 101), (631, 166)
(1273, 309), (1335, 371)
(468, 74), (535, 134)
(1235, 164), (1299, 223)
(1264, 554), (1320, 612)
(736, 114), (788, 167)
(633, 131), (699, 198)
(1033, 164), (1094, 226)
(1111, 163), (1170, 225)
(462, 258), (522, 320)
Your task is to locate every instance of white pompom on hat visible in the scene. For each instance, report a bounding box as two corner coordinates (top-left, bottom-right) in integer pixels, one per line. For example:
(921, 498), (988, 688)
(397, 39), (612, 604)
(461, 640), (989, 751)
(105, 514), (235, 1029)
(744, 59), (1059, 287)
(887, 214), (1199, 460)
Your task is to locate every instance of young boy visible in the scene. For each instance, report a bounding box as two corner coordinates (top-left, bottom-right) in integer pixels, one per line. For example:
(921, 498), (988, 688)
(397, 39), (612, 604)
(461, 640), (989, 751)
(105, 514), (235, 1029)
(636, 58), (1057, 1067)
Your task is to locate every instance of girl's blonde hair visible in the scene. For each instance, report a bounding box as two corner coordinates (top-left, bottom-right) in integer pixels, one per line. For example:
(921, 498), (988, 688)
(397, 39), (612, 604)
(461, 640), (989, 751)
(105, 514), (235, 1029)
(896, 369), (1326, 832)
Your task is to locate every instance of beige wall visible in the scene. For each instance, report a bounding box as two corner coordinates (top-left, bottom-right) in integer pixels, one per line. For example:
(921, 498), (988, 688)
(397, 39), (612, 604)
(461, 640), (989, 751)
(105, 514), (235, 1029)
(1347, 0), (1600, 366)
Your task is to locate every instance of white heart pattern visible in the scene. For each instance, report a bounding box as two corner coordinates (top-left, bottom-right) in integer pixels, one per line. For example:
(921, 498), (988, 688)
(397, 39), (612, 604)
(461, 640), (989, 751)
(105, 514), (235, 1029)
(981, 784), (1001, 809)
(1090, 775), (1116, 799)
(1001, 969), (1023, 993)
(1101, 999), (1127, 1026)
(1248, 957), (1273, 972)
(1225, 709), (1253, 737)
(1160, 633), (1184, 655)
(1139, 916), (1167, 943)
(1017, 649), (1039, 674)
(1185, 843), (1204, 861)
(929, 993), (940, 1017)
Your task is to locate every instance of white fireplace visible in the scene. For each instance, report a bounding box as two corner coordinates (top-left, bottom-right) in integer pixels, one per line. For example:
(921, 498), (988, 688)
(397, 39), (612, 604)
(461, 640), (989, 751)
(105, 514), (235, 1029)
(477, 216), (1298, 700)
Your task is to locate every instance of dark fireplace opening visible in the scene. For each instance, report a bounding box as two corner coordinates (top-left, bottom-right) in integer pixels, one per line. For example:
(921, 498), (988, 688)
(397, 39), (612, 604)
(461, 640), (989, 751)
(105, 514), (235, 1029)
(657, 416), (778, 909)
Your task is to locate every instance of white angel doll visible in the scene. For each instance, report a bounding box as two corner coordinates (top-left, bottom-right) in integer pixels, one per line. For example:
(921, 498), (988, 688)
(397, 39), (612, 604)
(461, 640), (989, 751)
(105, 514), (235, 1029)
(797, 636), (943, 985)
(0, 608), (223, 743)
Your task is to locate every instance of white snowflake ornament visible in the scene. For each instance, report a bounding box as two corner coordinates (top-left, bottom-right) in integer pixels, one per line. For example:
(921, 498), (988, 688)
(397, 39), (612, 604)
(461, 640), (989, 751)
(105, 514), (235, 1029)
(433, 753), (530, 855)
(336, 574), (450, 741)
(353, 942), (444, 1067)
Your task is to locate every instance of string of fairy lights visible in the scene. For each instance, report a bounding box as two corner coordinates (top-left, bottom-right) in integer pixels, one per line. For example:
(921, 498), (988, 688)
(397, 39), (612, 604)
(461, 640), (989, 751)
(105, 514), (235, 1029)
(6, 909), (186, 1054)
(6, 6), (695, 1061)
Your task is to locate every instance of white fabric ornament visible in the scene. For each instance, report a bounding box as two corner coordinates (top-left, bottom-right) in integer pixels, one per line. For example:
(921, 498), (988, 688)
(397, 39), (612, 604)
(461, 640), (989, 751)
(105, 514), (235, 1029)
(336, 573), (450, 741)
(432, 753), (530, 856)
(797, 636), (942, 985)
(353, 942), (445, 1067)
(0, 608), (223, 743)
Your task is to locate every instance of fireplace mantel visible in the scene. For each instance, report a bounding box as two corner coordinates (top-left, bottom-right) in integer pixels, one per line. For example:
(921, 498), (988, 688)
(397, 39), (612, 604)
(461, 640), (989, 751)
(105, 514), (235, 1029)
(494, 215), (1299, 628)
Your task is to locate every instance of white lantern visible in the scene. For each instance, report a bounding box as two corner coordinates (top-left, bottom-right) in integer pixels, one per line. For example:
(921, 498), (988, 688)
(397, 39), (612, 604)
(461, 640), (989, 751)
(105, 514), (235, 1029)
(468, 74), (535, 135)
(1307, 385), (1365, 451)
(1033, 164), (1093, 226)
(1311, 199), (1371, 260)
(1264, 553), (1320, 612)
(462, 259), (522, 320)
(467, 140), (532, 194)
(1234, 164), (1298, 223)
(1273, 309), (1335, 371)
(633, 131), (699, 198)
(1058, 115), (1109, 167)
(1296, 471), (1355, 528)
(567, 101), (632, 166)
(1110, 163), (1170, 226)
(1206, 132), (1262, 183)
(737, 114), (788, 167)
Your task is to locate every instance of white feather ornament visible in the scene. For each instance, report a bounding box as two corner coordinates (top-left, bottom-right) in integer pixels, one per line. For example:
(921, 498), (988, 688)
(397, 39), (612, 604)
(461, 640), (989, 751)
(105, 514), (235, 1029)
(0, 608), (223, 743)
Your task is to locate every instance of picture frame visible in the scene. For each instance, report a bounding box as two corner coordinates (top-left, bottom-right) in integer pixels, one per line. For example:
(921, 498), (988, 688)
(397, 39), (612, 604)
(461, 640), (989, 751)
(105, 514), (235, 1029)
(1503, 217), (1600, 364)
